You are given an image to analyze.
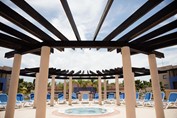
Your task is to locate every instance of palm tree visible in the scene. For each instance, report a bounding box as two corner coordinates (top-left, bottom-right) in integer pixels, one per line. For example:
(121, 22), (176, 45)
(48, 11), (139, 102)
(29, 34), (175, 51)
(77, 79), (83, 87)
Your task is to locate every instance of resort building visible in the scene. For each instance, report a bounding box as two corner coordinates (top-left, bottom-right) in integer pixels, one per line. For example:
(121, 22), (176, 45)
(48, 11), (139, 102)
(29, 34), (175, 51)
(0, 66), (11, 93)
(158, 65), (177, 89)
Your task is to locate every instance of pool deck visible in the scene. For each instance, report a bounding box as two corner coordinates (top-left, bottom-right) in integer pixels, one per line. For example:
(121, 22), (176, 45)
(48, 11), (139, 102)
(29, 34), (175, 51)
(0, 103), (177, 118)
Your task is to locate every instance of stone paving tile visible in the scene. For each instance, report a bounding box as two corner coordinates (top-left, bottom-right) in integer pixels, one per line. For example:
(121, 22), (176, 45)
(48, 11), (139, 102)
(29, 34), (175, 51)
(0, 103), (177, 118)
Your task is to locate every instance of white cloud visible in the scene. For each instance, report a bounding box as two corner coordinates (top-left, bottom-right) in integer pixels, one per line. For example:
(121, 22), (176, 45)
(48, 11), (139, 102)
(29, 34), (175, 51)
(174, 14), (177, 19)
(49, 49), (122, 72)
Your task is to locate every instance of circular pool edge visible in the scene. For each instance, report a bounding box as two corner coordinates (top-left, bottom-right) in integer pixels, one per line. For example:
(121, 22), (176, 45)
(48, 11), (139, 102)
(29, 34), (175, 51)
(63, 107), (112, 115)
(52, 106), (120, 118)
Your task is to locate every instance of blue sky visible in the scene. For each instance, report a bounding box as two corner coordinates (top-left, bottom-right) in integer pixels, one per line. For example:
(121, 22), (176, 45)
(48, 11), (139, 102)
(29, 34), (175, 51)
(0, 0), (177, 83)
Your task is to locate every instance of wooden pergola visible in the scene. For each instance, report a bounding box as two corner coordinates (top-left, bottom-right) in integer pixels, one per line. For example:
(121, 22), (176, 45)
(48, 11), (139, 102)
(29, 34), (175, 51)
(0, 67), (167, 79)
(0, 0), (177, 118)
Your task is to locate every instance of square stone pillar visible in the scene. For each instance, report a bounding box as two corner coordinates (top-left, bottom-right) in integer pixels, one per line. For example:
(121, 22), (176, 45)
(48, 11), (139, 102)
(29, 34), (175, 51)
(68, 76), (72, 105)
(34, 73), (39, 108)
(50, 75), (56, 106)
(115, 75), (120, 105)
(5, 54), (22, 118)
(148, 54), (165, 118)
(121, 46), (136, 118)
(104, 79), (107, 100)
(131, 72), (136, 107)
(98, 76), (102, 105)
(35, 46), (50, 118)
(64, 79), (67, 100)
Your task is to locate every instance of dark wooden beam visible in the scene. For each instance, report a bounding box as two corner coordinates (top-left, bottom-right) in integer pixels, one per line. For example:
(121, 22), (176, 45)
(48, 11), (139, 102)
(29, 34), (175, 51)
(116, 1), (177, 43)
(0, 22), (39, 44)
(5, 47), (54, 58)
(96, 70), (103, 75)
(11, 0), (69, 41)
(68, 70), (75, 75)
(60, 0), (81, 41)
(4, 41), (164, 58)
(142, 32), (177, 47)
(147, 38), (177, 51)
(108, 1), (177, 52)
(102, 0), (163, 41)
(1, 66), (165, 79)
(74, 70), (82, 75)
(0, 33), (29, 47)
(45, 41), (126, 48)
(93, 0), (113, 41)
(0, 2), (55, 42)
(130, 20), (177, 44)
(0, 41), (21, 50)
(108, 43), (164, 58)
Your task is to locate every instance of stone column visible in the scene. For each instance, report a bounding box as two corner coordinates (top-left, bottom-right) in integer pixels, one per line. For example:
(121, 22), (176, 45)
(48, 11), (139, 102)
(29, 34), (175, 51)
(115, 75), (120, 105)
(64, 79), (67, 100)
(5, 54), (22, 118)
(132, 72), (136, 107)
(50, 75), (56, 106)
(104, 79), (107, 100)
(121, 46), (136, 118)
(98, 76), (102, 105)
(148, 54), (165, 118)
(35, 46), (50, 118)
(68, 76), (72, 105)
(34, 73), (39, 108)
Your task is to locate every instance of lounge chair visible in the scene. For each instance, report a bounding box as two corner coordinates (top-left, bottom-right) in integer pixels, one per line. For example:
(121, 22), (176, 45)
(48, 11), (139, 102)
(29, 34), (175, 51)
(144, 92), (165, 107)
(164, 92), (177, 109)
(46, 93), (51, 102)
(140, 92), (152, 106)
(0, 93), (8, 109)
(24, 93), (34, 106)
(81, 93), (89, 104)
(16, 93), (24, 107)
(120, 92), (125, 103)
(58, 93), (66, 104)
(161, 92), (165, 102)
(16, 93), (24, 102)
(104, 93), (115, 104)
(93, 93), (99, 104)
(30, 93), (34, 102)
(136, 92), (139, 101)
(72, 92), (79, 104)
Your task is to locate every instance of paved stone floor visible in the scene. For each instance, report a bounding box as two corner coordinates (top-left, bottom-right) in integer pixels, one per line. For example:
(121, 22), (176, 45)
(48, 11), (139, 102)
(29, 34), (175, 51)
(0, 103), (177, 118)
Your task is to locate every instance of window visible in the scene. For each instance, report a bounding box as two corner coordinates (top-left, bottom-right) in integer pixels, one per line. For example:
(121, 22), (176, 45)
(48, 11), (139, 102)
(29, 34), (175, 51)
(163, 75), (167, 79)
(164, 84), (169, 89)
(173, 82), (177, 89)
(0, 83), (3, 91)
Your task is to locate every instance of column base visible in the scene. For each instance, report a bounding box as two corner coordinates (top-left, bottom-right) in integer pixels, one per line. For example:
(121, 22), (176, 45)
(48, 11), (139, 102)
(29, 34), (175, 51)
(117, 103), (121, 106)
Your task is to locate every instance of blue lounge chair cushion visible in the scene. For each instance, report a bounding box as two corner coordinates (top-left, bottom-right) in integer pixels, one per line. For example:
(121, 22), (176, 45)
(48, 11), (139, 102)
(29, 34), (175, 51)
(82, 94), (89, 100)
(107, 93), (115, 100)
(72, 93), (77, 99)
(94, 93), (99, 99)
(16, 93), (24, 102)
(120, 93), (125, 100)
(30, 93), (34, 101)
(168, 92), (177, 102)
(0, 94), (8, 103)
(58, 93), (64, 101)
(144, 92), (152, 102)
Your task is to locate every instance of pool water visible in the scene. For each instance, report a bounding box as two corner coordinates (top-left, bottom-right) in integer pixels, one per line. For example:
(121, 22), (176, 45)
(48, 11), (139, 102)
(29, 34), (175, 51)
(64, 107), (107, 115)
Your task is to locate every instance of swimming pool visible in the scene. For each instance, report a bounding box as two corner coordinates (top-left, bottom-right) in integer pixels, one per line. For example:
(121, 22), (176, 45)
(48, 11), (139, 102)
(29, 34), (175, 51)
(62, 107), (114, 115)
(65, 107), (107, 115)
(54, 106), (118, 117)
